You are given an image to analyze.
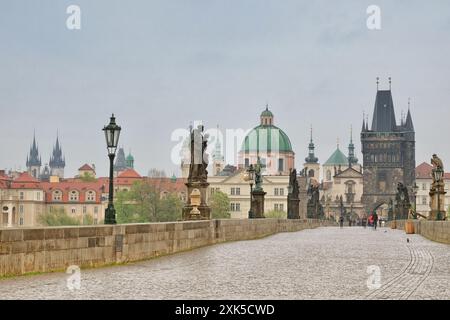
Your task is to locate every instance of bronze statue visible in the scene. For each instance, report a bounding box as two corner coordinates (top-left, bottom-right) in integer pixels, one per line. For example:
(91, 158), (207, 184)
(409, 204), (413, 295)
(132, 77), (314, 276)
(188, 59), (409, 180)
(254, 156), (264, 192)
(289, 168), (299, 198)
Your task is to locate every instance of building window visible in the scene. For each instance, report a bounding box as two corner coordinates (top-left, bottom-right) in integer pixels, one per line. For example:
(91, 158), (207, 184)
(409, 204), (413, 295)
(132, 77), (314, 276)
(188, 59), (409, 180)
(231, 203), (235, 211)
(86, 191), (96, 202)
(278, 159), (284, 172)
(211, 188), (215, 195)
(231, 188), (235, 195)
(279, 188), (284, 196)
(422, 183), (427, 191)
(53, 190), (62, 201)
(279, 204), (284, 211)
(236, 203), (240, 211)
(36, 192), (41, 201)
(71, 207), (76, 214)
(422, 196), (427, 205)
(94, 206), (98, 214)
(308, 169), (314, 178)
(83, 206), (87, 214)
(19, 192), (24, 200)
(236, 188), (240, 195)
(274, 188), (279, 196)
(19, 205), (23, 214)
(230, 203), (240, 212)
(69, 190), (79, 202)
(19, 217), (24, 226)
(326, 170), (331, 181)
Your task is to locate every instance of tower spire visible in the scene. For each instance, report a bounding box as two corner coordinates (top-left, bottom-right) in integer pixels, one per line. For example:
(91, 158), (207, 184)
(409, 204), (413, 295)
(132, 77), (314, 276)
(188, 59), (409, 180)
(376, 77), (379, 91)
(305, 125), (318, 164)
(389, 77), (392, 90)
(348, 125), (358, 165)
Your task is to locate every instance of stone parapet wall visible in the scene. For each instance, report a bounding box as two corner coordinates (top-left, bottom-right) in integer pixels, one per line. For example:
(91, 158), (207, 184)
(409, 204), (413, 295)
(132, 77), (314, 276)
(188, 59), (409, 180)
(0, 219), (334, 277)
(387, 220), (450, 244)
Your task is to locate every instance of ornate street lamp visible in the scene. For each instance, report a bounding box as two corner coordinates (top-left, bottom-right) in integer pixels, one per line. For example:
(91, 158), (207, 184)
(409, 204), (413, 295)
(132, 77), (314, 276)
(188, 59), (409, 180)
(103, 114), (121, 224)
(433, 167), (444, 220)
(245, 164), (255, 219)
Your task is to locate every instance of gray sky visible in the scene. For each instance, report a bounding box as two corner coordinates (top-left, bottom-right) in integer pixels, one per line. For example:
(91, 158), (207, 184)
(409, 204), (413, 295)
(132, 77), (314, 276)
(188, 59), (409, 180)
(1, 0), (450, 177)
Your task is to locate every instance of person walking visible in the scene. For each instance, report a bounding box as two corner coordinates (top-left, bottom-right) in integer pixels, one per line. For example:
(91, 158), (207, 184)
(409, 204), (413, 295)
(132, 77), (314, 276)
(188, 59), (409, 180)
(339, 216), (344, 229)
(373, 212), (379, 230)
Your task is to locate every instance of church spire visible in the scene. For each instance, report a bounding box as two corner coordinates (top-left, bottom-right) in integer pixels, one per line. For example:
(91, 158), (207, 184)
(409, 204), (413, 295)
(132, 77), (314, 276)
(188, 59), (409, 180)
(404, 98), (414, 131)
(49, 132), (65, 169)
(348, 125), (358, 165)
(305, 125), (318, 164)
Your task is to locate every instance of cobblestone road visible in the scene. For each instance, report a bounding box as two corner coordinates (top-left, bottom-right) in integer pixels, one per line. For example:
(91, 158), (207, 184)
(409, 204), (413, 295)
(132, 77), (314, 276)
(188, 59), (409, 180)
(1, 226), (449, 300)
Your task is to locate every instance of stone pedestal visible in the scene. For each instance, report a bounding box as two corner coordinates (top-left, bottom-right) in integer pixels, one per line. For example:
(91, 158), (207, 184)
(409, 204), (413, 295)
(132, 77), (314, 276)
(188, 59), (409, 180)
(182, 181), (211, 220)
(298, 176), (308, 219)
(429, 181), (446, 220)
(252, 190), (266, 219)
(287, 196), (300, 219)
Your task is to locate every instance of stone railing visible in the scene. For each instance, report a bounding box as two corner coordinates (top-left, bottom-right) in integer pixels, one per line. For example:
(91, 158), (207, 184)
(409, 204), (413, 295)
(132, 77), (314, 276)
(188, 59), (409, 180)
(388, 219), (450, 244)
(0, 219), (335, 277)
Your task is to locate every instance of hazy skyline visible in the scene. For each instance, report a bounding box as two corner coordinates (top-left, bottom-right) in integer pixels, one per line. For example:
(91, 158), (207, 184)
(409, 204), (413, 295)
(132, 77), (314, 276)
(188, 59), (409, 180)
(1, 0), (450, 177)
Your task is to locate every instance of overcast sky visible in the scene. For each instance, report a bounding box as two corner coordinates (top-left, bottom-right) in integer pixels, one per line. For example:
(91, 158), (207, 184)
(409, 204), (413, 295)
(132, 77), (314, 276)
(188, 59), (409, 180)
(1, 0), (450, 177)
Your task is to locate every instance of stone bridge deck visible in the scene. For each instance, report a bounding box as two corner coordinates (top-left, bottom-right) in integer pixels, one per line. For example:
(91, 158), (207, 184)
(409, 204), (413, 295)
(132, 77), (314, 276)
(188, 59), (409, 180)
(0, 226), (449, 300)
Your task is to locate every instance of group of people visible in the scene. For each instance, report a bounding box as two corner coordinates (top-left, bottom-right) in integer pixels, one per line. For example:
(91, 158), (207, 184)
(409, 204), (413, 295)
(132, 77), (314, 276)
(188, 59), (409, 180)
(339, 212), (381, 230)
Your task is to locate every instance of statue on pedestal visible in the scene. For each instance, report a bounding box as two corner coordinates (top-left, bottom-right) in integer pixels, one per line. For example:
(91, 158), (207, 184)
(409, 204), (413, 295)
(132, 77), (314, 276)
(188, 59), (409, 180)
(287, 168), (300, 219)
(429, 154), (446, 220)
(182, 124), (211, 220)
(395, 182), (411, 220)
(307, 182), (323, 219)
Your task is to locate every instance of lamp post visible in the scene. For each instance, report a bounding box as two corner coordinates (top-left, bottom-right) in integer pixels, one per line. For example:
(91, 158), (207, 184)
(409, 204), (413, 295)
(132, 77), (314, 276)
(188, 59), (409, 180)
(433, 167), (444, 220)
(245, 164), (255, 219)
(412, 183), (419, 219)
(103, 114), (121, 224)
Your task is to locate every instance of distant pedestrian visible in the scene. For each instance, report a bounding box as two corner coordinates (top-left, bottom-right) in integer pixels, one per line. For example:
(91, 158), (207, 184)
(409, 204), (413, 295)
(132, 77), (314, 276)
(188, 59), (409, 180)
(339, 216), (344, 228)
(373, 212), (379, 230)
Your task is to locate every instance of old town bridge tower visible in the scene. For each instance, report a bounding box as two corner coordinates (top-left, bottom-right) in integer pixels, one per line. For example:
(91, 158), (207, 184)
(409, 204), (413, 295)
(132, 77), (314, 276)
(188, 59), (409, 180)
(361, 79), (415, 214)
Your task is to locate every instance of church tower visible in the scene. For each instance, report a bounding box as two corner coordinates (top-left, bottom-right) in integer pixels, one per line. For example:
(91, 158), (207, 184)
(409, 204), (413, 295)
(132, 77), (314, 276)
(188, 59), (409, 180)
(303, 126), (320, 181)
(49, 134), (65, 178)
(347, 126), (360, 171)
(26, 133), (41, 179)
(212, 126), (225, 176)
(361, 78), (415, 214)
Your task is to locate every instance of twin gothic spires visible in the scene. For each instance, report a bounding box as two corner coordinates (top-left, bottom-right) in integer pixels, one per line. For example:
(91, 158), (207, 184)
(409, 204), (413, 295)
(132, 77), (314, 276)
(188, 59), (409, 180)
(26, 132), (65, 178)
(363, 77), (414, 133)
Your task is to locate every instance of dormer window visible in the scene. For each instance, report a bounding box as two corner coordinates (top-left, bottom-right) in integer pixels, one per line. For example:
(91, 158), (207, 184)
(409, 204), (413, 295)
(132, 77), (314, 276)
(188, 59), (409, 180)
(53, 190), (62, 201)
(69, 190), (79, 202)
(86, 190), (96, 202)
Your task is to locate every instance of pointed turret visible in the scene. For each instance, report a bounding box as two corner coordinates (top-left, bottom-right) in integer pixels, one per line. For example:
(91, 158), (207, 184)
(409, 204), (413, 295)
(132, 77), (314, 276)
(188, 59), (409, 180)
(26, 132), (41, 179)
(305, 126), (318, 163)
(348, 126), (358, 165)
(404, 99), (414, 131)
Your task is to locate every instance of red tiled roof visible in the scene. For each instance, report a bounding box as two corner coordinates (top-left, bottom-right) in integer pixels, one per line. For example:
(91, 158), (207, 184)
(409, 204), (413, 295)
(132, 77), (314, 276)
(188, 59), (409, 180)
(415, 162), (450, 179)
(10, 172), (41, 189)
(41, 180), (106, 203)
(117, 169), (141, 178)
(143, 177), (187, 194)
(79, 164), (95, 171)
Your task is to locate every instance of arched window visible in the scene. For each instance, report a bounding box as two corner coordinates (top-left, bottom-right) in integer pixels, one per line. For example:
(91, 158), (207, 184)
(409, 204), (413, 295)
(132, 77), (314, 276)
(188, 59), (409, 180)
(326, 170), (331, 181)
(69, 190), (79, 202)
(53, 190), (62, 202)
(308, 169), (314, 178)
(86, 190), (96, 202)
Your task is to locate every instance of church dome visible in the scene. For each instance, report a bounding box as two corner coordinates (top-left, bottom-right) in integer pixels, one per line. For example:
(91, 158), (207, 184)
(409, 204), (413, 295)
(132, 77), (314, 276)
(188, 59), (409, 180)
(126, 153), (134, 162)
(260, 109), (274, 118)
(241, 125), (293, 153)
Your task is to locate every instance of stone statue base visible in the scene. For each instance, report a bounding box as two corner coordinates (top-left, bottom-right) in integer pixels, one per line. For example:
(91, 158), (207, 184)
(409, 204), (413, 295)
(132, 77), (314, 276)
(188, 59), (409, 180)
(429, 182), (446, 221)
(252, 190), (266, 219)
(182, 181), (211, 221)
(287, 197), (300, 219)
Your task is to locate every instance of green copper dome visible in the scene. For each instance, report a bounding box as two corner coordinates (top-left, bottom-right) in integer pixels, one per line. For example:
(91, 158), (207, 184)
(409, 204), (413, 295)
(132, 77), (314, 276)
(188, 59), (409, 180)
(260, 109), (274, 117)
(126, 153), (134, 161)
(324, 147), (348, 166)
(241, 124), (293, 153)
